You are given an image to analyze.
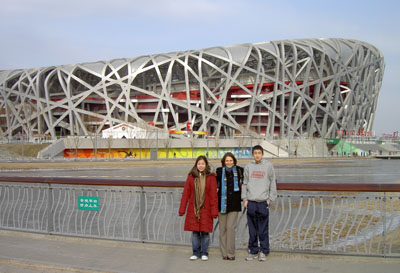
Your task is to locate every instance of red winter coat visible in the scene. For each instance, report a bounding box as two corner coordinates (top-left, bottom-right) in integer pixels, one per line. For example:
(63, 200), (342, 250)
(179, 173), (218, 233)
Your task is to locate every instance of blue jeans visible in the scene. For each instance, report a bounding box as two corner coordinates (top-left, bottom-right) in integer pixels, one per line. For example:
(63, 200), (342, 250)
(246, 201), (270, 255)
(192, 231), (210, 257)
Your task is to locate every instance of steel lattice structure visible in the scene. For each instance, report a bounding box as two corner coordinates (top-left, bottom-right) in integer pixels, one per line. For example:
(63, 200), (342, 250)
(0, 38), (384, 140)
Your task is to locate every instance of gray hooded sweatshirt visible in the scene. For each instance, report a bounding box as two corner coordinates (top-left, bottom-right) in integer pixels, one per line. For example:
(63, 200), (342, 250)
(241, 159), (277, 203)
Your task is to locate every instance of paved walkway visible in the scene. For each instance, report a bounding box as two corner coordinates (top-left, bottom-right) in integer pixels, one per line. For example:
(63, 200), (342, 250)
(0, 230), (399, 273)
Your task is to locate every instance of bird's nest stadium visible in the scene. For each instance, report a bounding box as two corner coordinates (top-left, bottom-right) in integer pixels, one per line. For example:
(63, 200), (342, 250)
(0, 38), (384, 141)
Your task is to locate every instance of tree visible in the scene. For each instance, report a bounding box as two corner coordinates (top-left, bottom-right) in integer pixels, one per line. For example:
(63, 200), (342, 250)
(69, 135), (83, 160)
(275, 138), (283, 158)
(214, 136), (221, 159)
(105, 135), (114, 160)
(339, 139), (345, 157)
(294, 138), (300, 157)
(136, 122), (156, 159)
(311, 137), (317, 157)
(189, 133), (198, 159)
(162, 136), (173, 159)
(237, 125), (252, 158)
(127, 126), (136, 159)
(87, 126), (98, 160)
(237, 135), (251, 158)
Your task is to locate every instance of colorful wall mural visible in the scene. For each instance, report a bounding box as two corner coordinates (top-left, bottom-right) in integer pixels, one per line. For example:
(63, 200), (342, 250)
(157, 147), (252, 159)
(64, 147), (252, 159)
(64, 148), (151, 159)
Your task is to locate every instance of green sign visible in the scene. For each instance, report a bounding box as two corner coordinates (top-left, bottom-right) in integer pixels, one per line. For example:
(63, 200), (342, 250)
(78, 196), (99, 211)
(326, 138), (340, 145)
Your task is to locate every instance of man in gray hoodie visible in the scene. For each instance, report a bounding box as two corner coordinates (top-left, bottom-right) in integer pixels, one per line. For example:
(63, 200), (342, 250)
(242, 145), (277, 261)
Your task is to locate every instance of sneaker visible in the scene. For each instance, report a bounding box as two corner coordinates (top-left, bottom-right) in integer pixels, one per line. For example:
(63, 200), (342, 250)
(201, 255), (209, 261)
(258, 252), (267, 261)
(245, 253), (258, 261)
(190, 255), (199, 261)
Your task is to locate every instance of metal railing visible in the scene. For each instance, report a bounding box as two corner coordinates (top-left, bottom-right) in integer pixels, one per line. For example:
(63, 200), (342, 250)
(1, 177), (399, 257)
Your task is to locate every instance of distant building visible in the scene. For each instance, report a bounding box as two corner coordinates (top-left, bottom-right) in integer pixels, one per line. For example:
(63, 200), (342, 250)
(101, 123), (168, 139)
(0, 38), (385, 140)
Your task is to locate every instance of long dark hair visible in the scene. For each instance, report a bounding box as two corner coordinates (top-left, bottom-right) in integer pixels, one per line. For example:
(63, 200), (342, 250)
(189, 155), (211, 177)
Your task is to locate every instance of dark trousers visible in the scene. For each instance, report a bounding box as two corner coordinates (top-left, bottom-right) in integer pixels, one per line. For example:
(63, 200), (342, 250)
(246, 200), (270, 255)
(192, 231), (210, 257)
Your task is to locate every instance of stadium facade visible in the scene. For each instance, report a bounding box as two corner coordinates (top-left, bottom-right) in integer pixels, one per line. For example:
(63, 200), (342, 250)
(0, 38), (384, 141)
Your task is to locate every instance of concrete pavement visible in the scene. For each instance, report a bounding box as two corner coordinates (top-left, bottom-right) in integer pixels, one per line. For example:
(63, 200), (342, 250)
(1, 157), (399, 272)
(1, 230), (399, 273)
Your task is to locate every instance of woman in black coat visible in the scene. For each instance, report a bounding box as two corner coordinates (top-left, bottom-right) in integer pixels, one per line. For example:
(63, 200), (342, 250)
(216, 152), (243, 260)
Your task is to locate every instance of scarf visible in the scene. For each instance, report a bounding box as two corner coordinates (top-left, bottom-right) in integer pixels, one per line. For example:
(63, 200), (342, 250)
(220, 166), (239, 214)
(194, 173), (206, 221)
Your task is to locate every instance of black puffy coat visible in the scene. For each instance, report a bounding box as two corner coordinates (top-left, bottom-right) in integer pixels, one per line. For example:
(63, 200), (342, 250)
(216, 166), (244, 213)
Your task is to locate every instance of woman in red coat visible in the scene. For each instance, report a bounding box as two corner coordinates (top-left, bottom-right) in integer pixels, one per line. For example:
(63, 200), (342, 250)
(179, 155), (218, 261)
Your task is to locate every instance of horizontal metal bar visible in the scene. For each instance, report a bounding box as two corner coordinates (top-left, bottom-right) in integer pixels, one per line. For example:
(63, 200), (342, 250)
(277, 183), (400, 192)
(1, 176), (400, 192)
(0, 177), (185, 187)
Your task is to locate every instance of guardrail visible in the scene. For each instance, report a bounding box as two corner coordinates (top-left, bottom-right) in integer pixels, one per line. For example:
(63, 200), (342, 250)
(1, 177), (399, 257)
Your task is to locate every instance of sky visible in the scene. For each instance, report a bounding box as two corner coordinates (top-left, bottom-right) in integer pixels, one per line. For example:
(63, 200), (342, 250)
(0, 0), (399, 136)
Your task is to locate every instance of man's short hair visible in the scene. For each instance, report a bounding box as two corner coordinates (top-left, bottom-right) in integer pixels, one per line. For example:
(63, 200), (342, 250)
(252, 145), (264, 154)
